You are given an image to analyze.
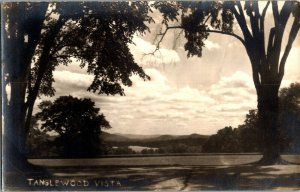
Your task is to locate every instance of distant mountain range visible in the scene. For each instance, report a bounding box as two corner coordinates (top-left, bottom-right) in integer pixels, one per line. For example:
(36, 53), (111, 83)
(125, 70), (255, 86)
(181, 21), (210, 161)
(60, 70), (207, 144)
(101, 132), (210, 148)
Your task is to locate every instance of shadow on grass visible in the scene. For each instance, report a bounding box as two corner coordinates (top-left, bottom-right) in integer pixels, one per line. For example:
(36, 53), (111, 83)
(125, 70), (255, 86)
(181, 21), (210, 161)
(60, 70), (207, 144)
(4, 163), (300, 191)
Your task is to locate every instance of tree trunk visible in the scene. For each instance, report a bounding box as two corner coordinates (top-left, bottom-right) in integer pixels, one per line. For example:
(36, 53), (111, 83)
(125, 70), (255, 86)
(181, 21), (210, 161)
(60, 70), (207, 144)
(24, 16), (65, 134)
(3, 22), (30, 172)
(256, 84), (284, 164)
(3, 76), (44, 173)
(2, 3), (45, 173)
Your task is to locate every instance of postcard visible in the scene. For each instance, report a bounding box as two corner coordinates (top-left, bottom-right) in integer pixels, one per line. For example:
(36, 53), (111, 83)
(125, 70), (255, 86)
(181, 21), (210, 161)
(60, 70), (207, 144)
(2, 1), (300, 191)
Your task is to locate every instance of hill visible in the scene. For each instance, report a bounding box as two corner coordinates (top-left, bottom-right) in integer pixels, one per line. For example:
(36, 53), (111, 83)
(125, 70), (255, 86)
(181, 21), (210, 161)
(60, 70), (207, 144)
(116, 133), (160, 140)
(101, 132), (210, 148)
(101, 131), (131, 142)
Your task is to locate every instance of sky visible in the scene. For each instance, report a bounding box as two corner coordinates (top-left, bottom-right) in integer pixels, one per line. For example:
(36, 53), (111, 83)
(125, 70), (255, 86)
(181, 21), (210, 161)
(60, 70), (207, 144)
(37, 3), (300, 136)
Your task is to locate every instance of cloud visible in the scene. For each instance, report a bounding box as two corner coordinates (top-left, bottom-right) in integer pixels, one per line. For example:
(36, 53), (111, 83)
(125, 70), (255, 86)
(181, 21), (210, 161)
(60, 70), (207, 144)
(129, 36), (181, 68)
(281, 46), (300, 88)
(208, 71), (257, 115)
(205, 40), (221, 50)
(46, 49), (297, 135)
(93, 69), (257, 135)
(38, 62), (297, 136)
(38, 66), (258, 135)
(209, 71), (255, 99)
(53, 70), (93, 89)
(55, 58), (88, 74)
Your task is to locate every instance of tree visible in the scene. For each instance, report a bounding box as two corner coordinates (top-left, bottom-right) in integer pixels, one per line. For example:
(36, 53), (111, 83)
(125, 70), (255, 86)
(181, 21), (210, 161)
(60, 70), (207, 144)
(3, 2), (152, 170)
(153, 1), (300, 164)
(36, 96), (110, 157)
(279, 83), (300, 153)
(203, 83), (300, 153)
(26, 116), (56, 157)
(237, 110), (262, 152)
(202, 126), (241, 153)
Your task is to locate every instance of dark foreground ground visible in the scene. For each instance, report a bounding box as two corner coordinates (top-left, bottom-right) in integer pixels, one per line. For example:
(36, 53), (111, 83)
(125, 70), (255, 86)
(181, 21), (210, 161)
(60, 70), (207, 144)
(4, 155), (300, 191)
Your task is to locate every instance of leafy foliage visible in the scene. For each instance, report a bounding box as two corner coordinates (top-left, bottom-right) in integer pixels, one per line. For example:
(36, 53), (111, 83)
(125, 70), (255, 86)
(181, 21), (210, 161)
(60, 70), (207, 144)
(36, 96), (111, 157)
(26, 116), (56, 157)
(28, 2), (152, 97)
(203, 83), (300, 153)
(202, 126), (241, 153)
(279, 83), (300, 153)
(153, 1), (234, 57)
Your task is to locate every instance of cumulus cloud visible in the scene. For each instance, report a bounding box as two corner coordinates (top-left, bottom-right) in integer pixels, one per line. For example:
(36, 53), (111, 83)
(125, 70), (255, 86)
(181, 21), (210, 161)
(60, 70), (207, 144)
(36, 63), (259, 136)
(281, 46), (300, 88)
(37, 58), (297, 136)
(205, 40), (221, 50)
(92, 69), (258, 135)
(34, 68), (95, 113)
(209, 71), (256, 100)
(45, 46), (299, 135)
(129, 36), (180, 68)
(54, 70), (93, 89)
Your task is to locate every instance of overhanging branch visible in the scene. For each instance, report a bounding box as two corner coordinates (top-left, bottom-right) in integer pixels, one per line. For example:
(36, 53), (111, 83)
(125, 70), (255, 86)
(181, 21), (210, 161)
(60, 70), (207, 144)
(144, 26), (171, 56)
(145, 25), (246, 55)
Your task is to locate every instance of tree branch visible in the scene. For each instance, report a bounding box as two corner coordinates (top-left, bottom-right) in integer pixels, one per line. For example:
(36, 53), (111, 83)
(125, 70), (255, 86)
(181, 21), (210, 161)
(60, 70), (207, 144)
(25, 17), (66, 134)
(261, 1), (270, 24)
(204, 14), (212, 26)
(278, 18), (300, 82)
(271, 1), (293, 74)
(144, 26), (171, 56)
(145, 25), (246, 55)
(252, 68), (262, 92)
(272, 1), (280, 27)
(172, 29), (184, 50)
(246, 1), (260, 38)
(229, 2), (253, 41)
(267, 27), (275, 61)
(259, 1), (270, 62)
(279, 1), (294, 22)
(253, 1), (260, 18)
(202, 28), (246, 47)
(260, 1), (270, 41)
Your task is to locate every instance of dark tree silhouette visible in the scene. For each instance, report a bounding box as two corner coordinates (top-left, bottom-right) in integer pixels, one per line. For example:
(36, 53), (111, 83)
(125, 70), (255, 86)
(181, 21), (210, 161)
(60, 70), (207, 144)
(279, 83), (300, 153)
(237, 110), (263, 152)
(26, 116), (55, 157)
(202, 126), (241, 153)
(3, 2), (151, 170)
(36, 96), (110, 157)
(203, 83), (300, 154)
(153, 1), (300, 164)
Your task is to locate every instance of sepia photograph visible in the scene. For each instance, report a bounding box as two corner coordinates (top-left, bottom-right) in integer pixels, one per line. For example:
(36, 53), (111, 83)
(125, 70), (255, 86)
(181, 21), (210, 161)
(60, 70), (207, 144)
(2, 1), (300, 190)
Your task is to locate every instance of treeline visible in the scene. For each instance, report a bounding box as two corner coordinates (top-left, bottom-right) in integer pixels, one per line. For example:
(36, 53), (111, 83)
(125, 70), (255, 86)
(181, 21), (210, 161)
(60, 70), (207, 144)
(105, 135), (208, 148)
(203, 83), (300, 153)
(106, 144), (203, 155)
